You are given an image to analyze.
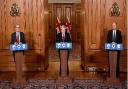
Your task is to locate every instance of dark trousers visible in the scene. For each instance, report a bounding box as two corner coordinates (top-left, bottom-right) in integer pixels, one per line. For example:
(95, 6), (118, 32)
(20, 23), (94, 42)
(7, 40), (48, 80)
(108, 51), (120, 78)
(116, 51), (120, 77)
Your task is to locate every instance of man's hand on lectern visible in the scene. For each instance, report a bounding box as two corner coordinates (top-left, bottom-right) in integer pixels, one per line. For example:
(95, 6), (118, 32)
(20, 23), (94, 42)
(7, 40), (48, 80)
(14, 42), (22, 45)
(14, 42), (18, 45)
(112, 42), (116, 44)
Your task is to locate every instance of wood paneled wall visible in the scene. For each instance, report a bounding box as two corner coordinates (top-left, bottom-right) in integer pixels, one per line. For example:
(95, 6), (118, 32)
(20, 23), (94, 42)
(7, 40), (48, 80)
(81, 0), (127, 72)
(0, 0), (127, 72)
(0, 0), (49, 71)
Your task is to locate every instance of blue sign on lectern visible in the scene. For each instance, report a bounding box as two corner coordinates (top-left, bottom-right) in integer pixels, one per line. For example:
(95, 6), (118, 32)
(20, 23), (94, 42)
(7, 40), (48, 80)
(10, 44), (28, 51)
(105, 43), (123, 50)
(56, 42), (72, 49)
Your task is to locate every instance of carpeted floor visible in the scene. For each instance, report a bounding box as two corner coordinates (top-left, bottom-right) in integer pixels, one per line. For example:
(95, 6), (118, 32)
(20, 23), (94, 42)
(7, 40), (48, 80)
(0, 79), (127, 89)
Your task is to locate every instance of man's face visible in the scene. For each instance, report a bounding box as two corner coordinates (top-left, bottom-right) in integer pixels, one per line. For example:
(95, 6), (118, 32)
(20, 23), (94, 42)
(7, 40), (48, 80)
(112, 22), (117, 30)
(61, 26), (65, 34)
(16, 27), (20, 32)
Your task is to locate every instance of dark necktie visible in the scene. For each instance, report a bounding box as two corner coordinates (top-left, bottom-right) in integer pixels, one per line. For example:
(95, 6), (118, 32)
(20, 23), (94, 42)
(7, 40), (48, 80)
(113, 30), (116, 42)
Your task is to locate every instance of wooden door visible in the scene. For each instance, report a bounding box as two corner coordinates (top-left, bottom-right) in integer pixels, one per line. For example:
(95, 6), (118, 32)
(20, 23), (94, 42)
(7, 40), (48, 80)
(48, 3), (81, 43)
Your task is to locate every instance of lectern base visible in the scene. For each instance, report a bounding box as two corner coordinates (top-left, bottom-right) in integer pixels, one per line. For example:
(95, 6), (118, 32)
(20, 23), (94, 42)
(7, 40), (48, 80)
(13, 51), (27, 87)
(105, 51), (121, 86)
(105, 77), (120, 86)
(12, 77), (27, 87)
(56, 76), (72, 86)
(57, 49), (71, 86)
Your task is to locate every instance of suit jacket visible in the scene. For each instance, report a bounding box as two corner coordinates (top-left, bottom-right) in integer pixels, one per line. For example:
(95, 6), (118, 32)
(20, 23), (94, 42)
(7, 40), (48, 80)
(56, 32), (71, 42)
(10, 32), (26, 44)
(107, 29), (122, 44)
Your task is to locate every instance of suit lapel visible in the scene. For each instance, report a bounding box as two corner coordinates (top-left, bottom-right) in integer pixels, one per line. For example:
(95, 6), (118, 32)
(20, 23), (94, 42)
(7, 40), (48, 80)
(14, 32), (17, 42)
(111, 30), (114, 42)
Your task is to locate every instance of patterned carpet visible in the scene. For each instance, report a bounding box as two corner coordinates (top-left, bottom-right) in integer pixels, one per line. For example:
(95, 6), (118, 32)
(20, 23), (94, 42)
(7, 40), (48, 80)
(0, 79), (127, 89)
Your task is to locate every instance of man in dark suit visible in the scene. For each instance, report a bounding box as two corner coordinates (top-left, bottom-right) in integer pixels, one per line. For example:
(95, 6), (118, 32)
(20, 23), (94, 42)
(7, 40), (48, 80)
(56, 25), (71, 43)
(10, 25), (26, 44)
(106, 22), (122, 78)
(56, 25), (71, 75)
(10, 25), (26, 85)
(10, 25), (26, 62)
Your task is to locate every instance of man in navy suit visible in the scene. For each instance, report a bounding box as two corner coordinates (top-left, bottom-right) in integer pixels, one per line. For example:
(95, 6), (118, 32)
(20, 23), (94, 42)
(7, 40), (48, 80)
(56, 25), (71, 43)
(10, 25), (26, 85)
(10, 25), (26, 44)
(107, 22), (122, 44)
(106, 22), (122, 78)
(56, 25), (71, 75)
(10, 25), (26, 62)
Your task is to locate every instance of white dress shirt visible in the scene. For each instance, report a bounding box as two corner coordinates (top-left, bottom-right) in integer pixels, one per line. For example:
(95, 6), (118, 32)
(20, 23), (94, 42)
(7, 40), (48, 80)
(113, 29), (116, 39)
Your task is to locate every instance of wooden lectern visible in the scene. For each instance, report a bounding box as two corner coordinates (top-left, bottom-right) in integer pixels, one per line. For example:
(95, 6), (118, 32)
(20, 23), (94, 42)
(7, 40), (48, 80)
(56, 42), (72, 86)
(56, 50), (72, 86)
(10, 44), (28, 87)
(106, 51), (120, 86)
(60, 50), (69, 77)
(14, 51), (26, 86)
(105, 43), (123, 86)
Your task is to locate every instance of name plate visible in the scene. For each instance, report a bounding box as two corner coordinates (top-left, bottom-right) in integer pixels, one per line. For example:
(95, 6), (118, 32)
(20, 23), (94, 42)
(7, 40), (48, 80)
(105, 43), (123, 50)
(10, 44), (28, 51)
(56, 42), (72, 49)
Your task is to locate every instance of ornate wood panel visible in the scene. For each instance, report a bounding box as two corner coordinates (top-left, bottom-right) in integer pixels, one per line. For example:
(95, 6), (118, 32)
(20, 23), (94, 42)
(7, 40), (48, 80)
(0, 0), (48, 71)
(81, 0), (127, 72)
(48, 0), (81, 3)
(104, 0), (127, 49)
(83, 0), (106, 50)
(0, 0), (127, 72)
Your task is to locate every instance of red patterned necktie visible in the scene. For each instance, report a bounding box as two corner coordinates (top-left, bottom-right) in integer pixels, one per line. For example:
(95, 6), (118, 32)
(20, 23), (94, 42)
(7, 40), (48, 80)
(16, 34), (19, 44)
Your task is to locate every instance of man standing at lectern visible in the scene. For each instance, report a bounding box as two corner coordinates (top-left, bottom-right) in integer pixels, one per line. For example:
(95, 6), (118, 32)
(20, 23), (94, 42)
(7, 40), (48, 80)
(56, 25), (71, 75)
(10, 25), (27, 87)
(10, 25), (26, 44)
(56, 25), (71, 43)
(107, 22), (122, 78)
(10, 25), (26, 62)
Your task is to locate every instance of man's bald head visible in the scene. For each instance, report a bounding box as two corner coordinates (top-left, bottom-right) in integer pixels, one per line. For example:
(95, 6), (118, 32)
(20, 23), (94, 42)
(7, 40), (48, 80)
(16, 25), (20, 32)
(112, 22), (117, 30)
